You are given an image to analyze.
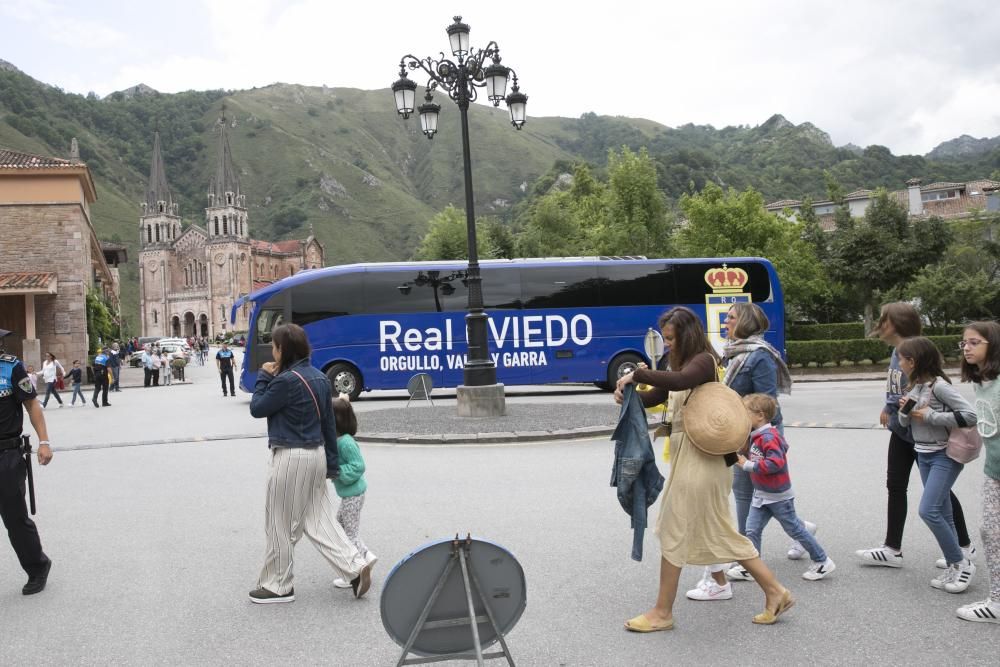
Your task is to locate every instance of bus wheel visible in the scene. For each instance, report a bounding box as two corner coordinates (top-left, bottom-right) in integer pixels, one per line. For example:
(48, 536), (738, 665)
(326, 363), (362, 400)
(603, 353), (644, 391)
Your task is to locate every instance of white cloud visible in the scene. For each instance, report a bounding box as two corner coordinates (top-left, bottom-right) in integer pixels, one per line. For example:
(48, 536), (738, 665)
(6, 0), (1000, 155)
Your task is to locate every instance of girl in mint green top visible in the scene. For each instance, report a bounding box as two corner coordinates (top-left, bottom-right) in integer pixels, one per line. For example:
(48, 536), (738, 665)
(957, 321), (1000, 624)
(331, 396), (374, 587)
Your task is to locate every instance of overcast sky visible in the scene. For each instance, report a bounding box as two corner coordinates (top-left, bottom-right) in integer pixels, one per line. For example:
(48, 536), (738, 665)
(3, 0), (999, 155)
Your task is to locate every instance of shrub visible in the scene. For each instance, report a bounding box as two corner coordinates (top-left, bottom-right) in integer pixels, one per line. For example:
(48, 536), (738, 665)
(787, 322), (864, 340)
(786, 339), (890, 366)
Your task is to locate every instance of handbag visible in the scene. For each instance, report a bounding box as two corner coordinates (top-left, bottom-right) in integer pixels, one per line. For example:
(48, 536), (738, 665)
(290, 370), (340, 477)
(56, 377), (65, 391)
(929, 380), (983, 464)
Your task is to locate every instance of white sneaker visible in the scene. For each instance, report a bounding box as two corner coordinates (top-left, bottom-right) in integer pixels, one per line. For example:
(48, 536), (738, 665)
(956, 599), (1000, 624)
(726, 565), (754, 581)
(855, 545), (903, 568)
(333, 578), (352, 589)
(931, 564), (960, 591)
(936, 544), (976, 569)
(802, 557), (836, 581)
(686, 580), (733, 601)
(787, 521), (818, 560)
(944, 559), (976, 593)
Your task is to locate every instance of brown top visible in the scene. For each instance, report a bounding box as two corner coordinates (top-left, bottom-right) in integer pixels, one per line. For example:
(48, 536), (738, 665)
(633, 352), (717, 408)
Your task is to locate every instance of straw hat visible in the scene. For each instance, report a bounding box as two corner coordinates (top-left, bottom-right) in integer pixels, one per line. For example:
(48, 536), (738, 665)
(683, 383), (751, 456)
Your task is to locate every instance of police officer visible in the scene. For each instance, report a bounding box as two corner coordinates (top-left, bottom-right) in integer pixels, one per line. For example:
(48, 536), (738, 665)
(216, 341), (238, 397)
(0, 329), (54, 595)
(92, 347), (110, 408)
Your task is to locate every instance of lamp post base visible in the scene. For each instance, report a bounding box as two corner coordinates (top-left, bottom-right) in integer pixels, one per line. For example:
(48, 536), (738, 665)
(456, 383), (506, 418)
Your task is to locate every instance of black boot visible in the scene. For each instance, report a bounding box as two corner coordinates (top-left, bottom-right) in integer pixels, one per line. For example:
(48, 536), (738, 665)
(23, 560), (52, 595)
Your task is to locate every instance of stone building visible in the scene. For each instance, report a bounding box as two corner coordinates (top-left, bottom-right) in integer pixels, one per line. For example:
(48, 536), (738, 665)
(138, 115), (323, 338)
(0, 146), (120, 369)
(766, 177), (1000, 229)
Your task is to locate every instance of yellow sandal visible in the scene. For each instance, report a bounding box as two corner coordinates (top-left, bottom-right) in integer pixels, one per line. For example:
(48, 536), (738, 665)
(625, 614), (675, 632)
(752, 589), (795, 625)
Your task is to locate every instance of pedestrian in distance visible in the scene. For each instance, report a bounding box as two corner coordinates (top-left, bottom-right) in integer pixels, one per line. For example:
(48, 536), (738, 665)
(141, 345), (153, 388)
(217, 341), (237, 397)
(0, 328), (54, 595)
(331, 394), (377, 590)
(39, 353), (64, 409)
(150, 348), (161, 387)
(896, 336), (978, 593)
(67, 360), (84, 406)
(91, 348), (110, 408)
(856, 303), (975, 568)
(956, 321), (1000, 623)
(162, 349), (172, 386)
(108, 342), (121, 392)
(738, 393), (835, 581)
(247, 323), (374, 603)
(615, 307), (793, 631)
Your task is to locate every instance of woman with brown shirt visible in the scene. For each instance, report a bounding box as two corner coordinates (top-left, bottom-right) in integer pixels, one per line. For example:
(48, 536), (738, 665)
(615, 307), (793, 631)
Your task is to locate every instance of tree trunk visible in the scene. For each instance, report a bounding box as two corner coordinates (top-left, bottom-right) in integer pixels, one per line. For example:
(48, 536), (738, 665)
(863, 301), (875, 337)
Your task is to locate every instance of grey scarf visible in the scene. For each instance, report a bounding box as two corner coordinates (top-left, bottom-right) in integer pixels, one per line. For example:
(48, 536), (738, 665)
(722, 335), (792, 395)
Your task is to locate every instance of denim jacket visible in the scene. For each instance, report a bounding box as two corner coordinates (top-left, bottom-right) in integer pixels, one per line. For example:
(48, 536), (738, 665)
(726, 349), (784, 428)
(250, 359), (339, 473)
(610, 384), (664, 561)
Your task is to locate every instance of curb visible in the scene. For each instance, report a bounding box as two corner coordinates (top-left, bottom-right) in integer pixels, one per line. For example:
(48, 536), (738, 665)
(53, 420), (886, 452)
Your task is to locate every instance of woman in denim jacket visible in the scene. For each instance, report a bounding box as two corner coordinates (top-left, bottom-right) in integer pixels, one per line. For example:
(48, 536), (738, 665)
(247, 323), (373, 604)
(690, 303), (797, 597)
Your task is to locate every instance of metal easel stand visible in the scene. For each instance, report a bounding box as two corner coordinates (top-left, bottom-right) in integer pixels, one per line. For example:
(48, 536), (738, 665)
(396, 534), (515, 667)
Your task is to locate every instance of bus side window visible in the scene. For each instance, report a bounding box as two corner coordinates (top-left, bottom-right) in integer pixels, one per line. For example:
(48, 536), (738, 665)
(598, 263), (677, 306)
(520, 266), (598, 309)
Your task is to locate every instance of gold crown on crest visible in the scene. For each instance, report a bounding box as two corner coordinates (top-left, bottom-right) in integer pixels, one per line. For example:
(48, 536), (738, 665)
(704, 264), (749, 293)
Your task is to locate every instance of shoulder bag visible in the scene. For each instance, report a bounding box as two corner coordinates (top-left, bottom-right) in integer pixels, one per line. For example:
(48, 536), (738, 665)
(930, 380), (983, 464)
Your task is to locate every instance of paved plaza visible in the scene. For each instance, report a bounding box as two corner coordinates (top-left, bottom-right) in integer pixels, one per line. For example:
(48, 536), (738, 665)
(0, 357), (995, 665)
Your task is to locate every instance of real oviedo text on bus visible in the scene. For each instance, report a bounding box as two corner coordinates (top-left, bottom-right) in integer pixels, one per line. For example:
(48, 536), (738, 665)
(232, 257), (784, 399)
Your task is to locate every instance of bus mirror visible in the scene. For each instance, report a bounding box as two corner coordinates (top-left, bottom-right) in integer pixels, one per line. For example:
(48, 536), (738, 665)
(644, 328), (664, 368)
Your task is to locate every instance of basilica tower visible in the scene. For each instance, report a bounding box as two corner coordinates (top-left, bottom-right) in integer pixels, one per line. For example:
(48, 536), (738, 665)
(138, 131), (180, 337)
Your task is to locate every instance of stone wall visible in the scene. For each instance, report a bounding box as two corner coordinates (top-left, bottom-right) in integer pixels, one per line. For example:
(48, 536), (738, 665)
(0, 203), (92, 366)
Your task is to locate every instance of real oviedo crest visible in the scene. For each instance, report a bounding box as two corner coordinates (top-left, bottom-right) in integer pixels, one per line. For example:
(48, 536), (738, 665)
(704, 264), (751, 353)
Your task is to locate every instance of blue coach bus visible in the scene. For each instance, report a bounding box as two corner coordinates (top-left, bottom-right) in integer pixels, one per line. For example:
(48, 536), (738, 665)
(232, 257), (784, 398)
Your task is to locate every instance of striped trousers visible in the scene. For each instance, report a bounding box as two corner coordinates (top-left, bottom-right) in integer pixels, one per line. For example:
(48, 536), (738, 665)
(257, 446), (366, 595)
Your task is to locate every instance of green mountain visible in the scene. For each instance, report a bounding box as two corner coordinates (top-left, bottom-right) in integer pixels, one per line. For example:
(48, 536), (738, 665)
(1, 62), (997, 332)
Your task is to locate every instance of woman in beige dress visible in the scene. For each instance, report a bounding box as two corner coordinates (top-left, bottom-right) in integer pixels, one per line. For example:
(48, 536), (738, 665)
(615, 306), (793, 631)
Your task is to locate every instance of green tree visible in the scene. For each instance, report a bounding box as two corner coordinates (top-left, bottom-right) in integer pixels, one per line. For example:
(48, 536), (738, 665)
(414, 205), (489, 260)
(906, 263), (998, 332)
(86, 289), (115, 353)
(676, 183), (828, 321)
(515, 192), (585, 257)
(589, 147), (672, 256)
(828, 189), (952, 332)
(480, 217), (515, 259)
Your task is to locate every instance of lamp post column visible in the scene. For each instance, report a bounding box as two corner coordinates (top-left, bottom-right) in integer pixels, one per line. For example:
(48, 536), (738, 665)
(456, 72), (497, 388)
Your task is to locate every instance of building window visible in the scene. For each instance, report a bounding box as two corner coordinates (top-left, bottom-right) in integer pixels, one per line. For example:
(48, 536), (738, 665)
(922, 190), (959, 201)
(214, 217), (219, 236)
(146, 226), (152, 243)
(153, 309), (158, 324)
(155, 225), (160, 242)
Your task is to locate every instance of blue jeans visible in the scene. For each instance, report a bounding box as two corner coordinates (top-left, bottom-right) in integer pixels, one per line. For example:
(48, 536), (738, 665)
(916, 449), (964, 565)
(111, 366), (120, 391)
(746, 498), (827, 562)
(70, 383), (85, 405)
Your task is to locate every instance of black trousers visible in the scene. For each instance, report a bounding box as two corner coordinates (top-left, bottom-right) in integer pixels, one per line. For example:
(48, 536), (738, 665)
(0, 449), (48, 577)
(143, 367), (151, 387)
(885, 431), (971, 550)
(220, 369), (235, 395)
(92, 371), (109, 405)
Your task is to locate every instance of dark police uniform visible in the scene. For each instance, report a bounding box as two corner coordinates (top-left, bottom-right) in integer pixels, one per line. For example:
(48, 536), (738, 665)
(92, 350), (110, 407)
(217, 347), (236, 396)
(0, 352), (51, 587)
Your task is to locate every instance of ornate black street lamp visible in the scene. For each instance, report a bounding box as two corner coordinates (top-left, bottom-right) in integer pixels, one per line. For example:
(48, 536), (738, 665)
(392, 16), (527, 415)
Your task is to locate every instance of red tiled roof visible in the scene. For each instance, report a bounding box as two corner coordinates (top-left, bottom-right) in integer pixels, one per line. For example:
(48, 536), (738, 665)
(922, 182), (965, 192)
(251, 239), (303, 254)
(844, 189), (873, 200)
(252, 280), (273, 290)
(765, 199), (802, 209)
(0, 272), (57, 292)
(0, 148), (79, 169)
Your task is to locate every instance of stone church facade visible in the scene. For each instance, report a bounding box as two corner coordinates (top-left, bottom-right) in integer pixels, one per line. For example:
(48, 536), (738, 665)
(138, 116), (323, 339)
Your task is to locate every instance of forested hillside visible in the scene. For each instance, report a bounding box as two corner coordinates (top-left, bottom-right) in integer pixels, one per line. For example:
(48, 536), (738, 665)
(1, 60), (998, 330)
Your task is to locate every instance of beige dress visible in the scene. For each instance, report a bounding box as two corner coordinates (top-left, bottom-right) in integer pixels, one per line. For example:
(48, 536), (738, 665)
(655, 388), (759, 567)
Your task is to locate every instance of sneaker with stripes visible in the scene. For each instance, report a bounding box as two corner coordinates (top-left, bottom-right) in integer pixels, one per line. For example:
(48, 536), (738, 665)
(944, 559), (975, 593)
(936, 544), (976, 569)
(854, 545), (903, 568)
(956, 599), (1000, 624)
